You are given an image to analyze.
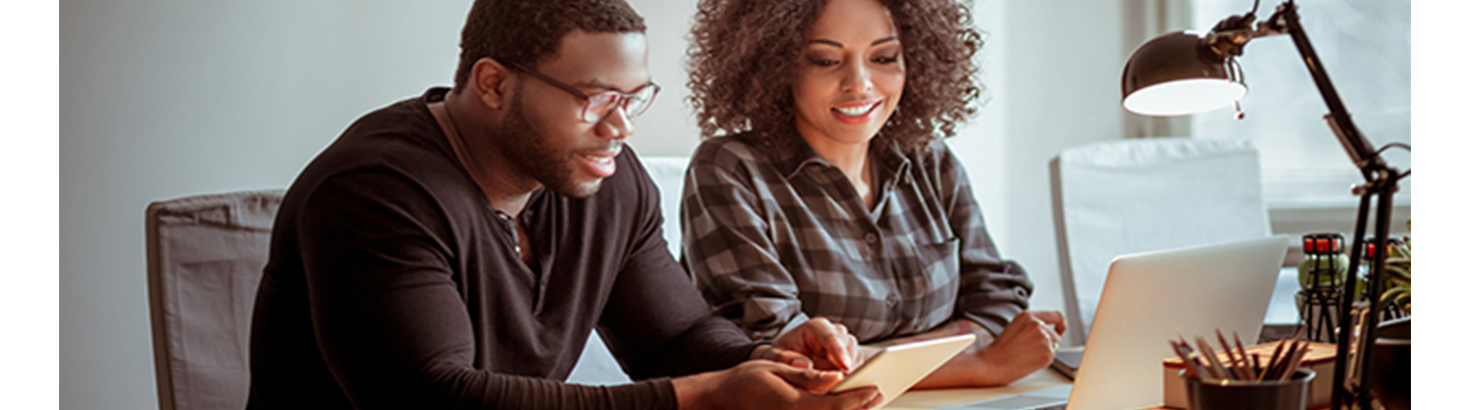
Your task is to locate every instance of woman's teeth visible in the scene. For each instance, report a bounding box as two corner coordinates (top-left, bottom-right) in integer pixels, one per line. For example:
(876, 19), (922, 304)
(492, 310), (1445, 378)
(835, 102), (878, 117)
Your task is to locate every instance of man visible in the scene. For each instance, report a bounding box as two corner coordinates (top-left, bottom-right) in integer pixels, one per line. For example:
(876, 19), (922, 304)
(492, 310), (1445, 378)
(247, 0), (876, 409)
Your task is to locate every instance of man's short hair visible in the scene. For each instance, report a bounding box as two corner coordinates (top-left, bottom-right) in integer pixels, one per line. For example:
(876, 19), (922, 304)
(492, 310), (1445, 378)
(454, 0), (647, 91)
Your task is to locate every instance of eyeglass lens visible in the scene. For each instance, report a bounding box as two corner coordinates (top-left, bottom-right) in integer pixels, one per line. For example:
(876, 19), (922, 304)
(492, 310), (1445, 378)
(583, 85), (658, 123)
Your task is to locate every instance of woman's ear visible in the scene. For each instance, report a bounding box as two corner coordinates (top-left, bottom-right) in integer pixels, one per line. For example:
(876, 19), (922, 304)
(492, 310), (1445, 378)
(471, 57), (513, 110)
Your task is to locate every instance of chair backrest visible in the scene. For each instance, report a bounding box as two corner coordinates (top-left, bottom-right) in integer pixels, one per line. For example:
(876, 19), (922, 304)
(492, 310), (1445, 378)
(1049, 137), (1271, 346)
(146, 190), (283, 410)
(640, 155), (692, 256)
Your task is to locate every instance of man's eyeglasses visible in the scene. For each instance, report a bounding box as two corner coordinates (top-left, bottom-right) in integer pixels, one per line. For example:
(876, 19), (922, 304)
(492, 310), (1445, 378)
(508, 62), (660, 124)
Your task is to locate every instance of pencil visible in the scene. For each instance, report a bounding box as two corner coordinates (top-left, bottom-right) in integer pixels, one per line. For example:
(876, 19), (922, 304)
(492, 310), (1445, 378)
(1279, 340), (1309, 381)
(1195, 337), (1229, 380)
(1232, 332), (1253, 381)
(1215, 331), (1238, 379)
(1252, 353), (1262, 380)
(1176, 338), (1220, 381)
(1270, 331), (1304, 380)
(1232, 333), (1250, 370)
(1262, 338), (1287, 381)
(1170, 341), (1202, 379)
(1216, 330), (1250, 380)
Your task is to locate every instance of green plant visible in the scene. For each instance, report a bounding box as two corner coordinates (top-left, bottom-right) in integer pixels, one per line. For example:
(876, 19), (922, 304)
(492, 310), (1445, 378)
(1380, 222), (1411, 315)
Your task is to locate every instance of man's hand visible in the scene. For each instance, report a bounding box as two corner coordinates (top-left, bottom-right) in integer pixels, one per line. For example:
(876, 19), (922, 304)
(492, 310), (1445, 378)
(765, 317), (863, 372)
(673, 360), (881, 410)
(969, 310), (1066, 385)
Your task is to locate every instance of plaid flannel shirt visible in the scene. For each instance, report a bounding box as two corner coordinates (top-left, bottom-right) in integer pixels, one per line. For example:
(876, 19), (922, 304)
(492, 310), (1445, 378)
(681, 134), (1032, 343)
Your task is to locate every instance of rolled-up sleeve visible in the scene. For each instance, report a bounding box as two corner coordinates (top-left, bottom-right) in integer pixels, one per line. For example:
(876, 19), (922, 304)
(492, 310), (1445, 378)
(936, 147), (1033, 337)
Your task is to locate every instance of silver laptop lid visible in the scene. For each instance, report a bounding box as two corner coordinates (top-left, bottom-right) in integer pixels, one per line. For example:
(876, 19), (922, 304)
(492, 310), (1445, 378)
(1066, 235), (1289, 410)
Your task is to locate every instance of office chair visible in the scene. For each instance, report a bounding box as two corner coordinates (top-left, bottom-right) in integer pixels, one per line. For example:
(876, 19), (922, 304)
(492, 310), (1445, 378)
(1049, 137), (1272, 346)
(146, 190), (282, 410)
(641, 155), (691, 257)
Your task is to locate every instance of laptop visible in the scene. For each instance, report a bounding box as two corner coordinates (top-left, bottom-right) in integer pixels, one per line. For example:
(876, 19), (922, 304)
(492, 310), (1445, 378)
(937, 235), (1289, 410)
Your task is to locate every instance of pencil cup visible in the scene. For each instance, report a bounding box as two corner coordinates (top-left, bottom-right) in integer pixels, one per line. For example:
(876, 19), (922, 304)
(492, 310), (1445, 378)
(1184, 368), (1315, 410)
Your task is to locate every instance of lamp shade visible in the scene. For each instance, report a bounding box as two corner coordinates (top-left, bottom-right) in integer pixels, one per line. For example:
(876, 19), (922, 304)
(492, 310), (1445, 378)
(1122, 31), (1246, 116)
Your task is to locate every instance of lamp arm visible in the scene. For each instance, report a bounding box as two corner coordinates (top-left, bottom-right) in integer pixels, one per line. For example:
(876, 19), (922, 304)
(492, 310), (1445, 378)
(1246, 3), (1402, 409)
(1262, 2), (1385, 176)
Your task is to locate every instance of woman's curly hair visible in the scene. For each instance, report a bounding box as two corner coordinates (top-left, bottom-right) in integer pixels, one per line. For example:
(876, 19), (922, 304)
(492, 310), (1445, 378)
(686, 0), (984, 151)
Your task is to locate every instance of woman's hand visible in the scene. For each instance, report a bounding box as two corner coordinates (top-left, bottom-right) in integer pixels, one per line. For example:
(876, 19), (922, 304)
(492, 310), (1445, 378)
(969, 310), (1066, 385)
(762, 317), (864, 372)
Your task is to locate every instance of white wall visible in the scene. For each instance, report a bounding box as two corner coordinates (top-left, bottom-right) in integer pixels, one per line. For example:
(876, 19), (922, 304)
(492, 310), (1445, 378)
(624, 0), (704, 156)
(60, 1), (1138, 408)
(987, 0), (1139, 345)
(61, 2), (470, 408)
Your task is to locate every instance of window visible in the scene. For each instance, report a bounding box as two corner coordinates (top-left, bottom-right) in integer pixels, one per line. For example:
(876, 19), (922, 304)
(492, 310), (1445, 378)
(1189, 0), (1410, 211)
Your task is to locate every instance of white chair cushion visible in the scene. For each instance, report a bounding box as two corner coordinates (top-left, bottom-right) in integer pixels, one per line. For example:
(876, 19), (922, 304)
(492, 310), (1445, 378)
(639, 155), (692, 257)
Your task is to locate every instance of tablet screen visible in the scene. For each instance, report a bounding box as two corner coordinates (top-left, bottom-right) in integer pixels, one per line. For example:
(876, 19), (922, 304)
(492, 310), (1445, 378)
(829, 334), (976, 409)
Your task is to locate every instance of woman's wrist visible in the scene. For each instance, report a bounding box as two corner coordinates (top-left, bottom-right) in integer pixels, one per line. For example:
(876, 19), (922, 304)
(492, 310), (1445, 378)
(968, 345), (1027, 386)
(912, 349), (992, 388)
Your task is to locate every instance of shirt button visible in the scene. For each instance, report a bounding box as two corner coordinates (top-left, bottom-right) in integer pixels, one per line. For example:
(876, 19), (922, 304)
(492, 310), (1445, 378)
(885, 294), (898, 306)
(1015, 288), (1029, 298)
(865, 233), (879, 244)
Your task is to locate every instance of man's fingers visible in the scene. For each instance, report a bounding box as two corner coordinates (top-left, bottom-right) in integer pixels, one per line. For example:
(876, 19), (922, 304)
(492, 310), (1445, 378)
(781, 351), (815, 370)
(862, 389), (884, 409)
(813, 386), (881, 410)
(773, 364), (845, 391)
(760, 345), (816, 369)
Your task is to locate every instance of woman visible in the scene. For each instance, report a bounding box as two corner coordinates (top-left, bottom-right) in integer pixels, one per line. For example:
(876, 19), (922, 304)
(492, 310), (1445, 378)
(681, 0), (1066, 387)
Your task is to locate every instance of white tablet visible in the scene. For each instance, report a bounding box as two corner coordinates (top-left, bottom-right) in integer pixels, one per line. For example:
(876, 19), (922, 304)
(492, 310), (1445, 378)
(829, 333), (976, 409)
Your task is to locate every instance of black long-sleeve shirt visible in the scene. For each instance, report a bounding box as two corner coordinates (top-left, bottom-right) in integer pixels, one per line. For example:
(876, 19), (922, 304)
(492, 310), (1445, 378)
(248, 88), (757, 409)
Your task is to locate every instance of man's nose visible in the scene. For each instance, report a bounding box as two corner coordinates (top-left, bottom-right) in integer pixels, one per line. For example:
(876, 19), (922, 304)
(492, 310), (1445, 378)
(596, 105), (634, 140)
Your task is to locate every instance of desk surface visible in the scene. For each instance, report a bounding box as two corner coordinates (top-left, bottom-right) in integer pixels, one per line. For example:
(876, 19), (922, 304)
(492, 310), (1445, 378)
(887, 367), (1071, 410)
(885, 365), (1180, 410)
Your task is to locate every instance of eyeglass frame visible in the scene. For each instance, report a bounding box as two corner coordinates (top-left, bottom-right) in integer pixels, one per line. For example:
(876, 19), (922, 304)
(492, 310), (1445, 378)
(507, 61), (661, 124)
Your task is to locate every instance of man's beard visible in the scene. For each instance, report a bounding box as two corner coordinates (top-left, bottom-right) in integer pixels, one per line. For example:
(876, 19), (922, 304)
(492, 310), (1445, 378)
(498, 91), (606, 199)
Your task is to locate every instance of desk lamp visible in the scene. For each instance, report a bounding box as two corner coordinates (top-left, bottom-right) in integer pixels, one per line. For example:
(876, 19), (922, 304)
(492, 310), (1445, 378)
(1119, 1), (1409, 409)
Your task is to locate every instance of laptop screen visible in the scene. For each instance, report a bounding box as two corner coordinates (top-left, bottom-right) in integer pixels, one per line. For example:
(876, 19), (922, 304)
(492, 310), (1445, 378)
(1066, 235), (1288, 410)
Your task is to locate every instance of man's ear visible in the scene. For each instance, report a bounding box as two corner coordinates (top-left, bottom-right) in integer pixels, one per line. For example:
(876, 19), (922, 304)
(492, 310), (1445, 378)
(471, 57), (514, 110)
